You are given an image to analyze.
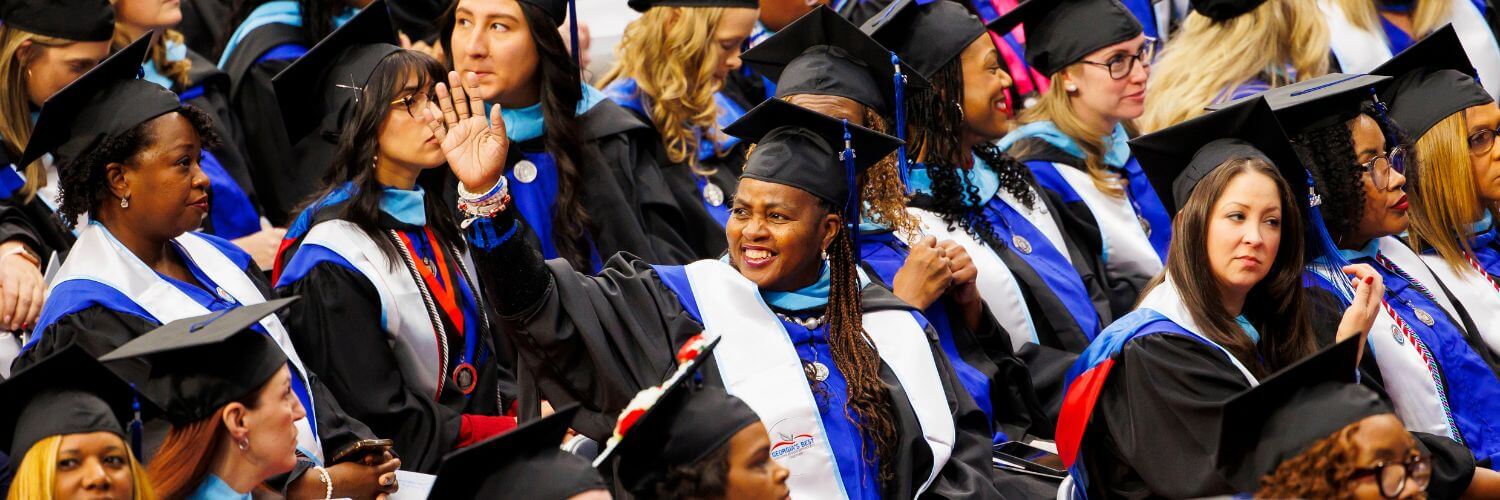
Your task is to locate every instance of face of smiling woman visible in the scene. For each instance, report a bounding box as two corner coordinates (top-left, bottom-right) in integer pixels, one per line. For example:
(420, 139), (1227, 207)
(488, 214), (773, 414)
(726, 178), (841, 291)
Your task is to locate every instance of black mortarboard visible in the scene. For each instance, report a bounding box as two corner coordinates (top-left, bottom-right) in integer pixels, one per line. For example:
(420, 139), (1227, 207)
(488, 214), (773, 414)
(989, 0), (1143, 76)
(1371, 25), (1494, 140)
(428, 404), (604, 499)
(724, 98), (903, 207)
(1217, 337), (1390, 491)
(595, 336), (763, 495)
(1187, 0), (1267, 21)
(627, 0), (759, 13)
(1211, 73), (1393, 135)
(21, 34), (181, 170)
(100, 298), (297, 425)
(743, 7), (931, 115)
(861, 0), (987, 81)
(0, 345), (140, 459)
(1132, 97), (1303, 216)
(274, 1), (401, 148)
(0, 0), (114, 42)
(517, 0), (569, 27)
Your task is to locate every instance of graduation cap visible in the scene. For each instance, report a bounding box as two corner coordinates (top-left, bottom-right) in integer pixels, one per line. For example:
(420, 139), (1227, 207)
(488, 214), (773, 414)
(20, 33), (181, 170)
(0, 0), (114, 42)
(988, 0), (1143, 76)
(1132, 96), (1303, 216)
(427, 404), (605, 499)
(273, 1), (402, 148)
(594, 335), (763, 495)
(861, 0), (988, 81)
(1216, 337), (1390, 491)
(626, 0), (758, 13)
(743, 6), (931, 115)
(1370, 25), (1494, 140)
(1207, 73), (1392, 136)
(725, 98), (902, 206)
(0, 345), (144, 459)
(99, 298), (298, 426)
(1187, 0), (1267, 21)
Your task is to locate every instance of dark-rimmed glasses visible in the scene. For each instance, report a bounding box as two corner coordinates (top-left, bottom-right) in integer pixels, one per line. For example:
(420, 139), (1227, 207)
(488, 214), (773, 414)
(1078, 37), (1157, 80)
(1468, 126), (1500, 155)
(1360, 145), (1407, 192)
(1349, 452), (1430, 498)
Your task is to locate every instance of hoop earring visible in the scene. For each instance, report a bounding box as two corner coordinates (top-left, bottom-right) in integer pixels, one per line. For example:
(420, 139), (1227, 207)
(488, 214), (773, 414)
(119, 195), (130, 208)
(953, 101), (965, 120)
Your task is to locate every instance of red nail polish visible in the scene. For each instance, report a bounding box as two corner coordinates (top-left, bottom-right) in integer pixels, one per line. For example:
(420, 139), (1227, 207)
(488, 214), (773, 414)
(1365, 276), (1374, 285)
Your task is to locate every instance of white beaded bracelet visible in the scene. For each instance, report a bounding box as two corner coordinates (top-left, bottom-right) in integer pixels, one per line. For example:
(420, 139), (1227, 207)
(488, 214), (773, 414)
(313, 464), (333, 500)
(457, 177), (507, 204)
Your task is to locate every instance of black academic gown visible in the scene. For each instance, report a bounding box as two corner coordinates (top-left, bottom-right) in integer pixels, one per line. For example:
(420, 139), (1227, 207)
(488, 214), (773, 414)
(1009, 139), (1151, 318)
(0, 149), (73, 267)
(222, 22), (310, 225)
(177, 0), (234, 60)
(506, 100), (701, 268)
(12, 252), (374, 491)
(275, 206), (515, 473)
(1307, 288), (1486, 499)
(470, 211), (1003, 499)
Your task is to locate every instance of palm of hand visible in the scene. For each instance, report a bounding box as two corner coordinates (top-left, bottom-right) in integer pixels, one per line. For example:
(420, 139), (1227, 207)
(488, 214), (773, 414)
(442, 114), (505, 188)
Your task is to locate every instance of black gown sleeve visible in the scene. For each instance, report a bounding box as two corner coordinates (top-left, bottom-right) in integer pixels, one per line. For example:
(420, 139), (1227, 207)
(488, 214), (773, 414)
(275, 263), (463, 472)
(595, 126), (699, 265)
(232, 59), (300, 225)
(470, 212), (707, 439)
(912, 322), (1007, 499)
(1083, 334), (1250, 499)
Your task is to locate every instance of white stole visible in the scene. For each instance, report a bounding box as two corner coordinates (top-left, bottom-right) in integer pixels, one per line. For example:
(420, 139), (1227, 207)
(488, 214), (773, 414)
(1307, 240), (1456, 439)
(1419, 253), (1500, 356)
(1045, 162), (1163, 283)
(297, 220), (483, 401)
(51, 223), (323, 459)
(908, 207), (1038, 350)
(1321, 0), (1500, 100)
(681, 260), (955, 498)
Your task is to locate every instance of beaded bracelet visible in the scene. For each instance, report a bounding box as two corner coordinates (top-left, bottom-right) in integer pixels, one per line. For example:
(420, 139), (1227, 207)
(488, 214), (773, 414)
(460, 194), (512, 229)
(313, 464), (333, 500)
(457, 177), (507, 204)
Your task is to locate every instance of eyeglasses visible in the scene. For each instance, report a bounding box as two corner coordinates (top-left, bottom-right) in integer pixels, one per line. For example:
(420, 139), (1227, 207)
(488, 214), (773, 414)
(1468, 126), (1500, 155)
(1359, 145), (1407, 192)
(1078, 37), (1156, 80)
(390, 91), (437, 119)
(1349, 452), (1430, 498)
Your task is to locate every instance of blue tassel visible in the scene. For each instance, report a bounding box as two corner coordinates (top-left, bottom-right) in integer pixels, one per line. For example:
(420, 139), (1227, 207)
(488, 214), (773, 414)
(1305, 173), (1356, 305)
(128, 383), (144, 462)
(567, 0), (581, 70)
(891, 51), (911, 196)
(842, 119), (860, 262)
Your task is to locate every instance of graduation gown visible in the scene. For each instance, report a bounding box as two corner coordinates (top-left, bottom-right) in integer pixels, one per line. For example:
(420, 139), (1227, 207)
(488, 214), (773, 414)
(14, 224), (371, 477)
(999, 128), (1170, 317)
(219, 0), (347, 224)
(498, 88), (700, 270)
(907, 154), (1112, 354)
(147, 45), (264, 240)
(467, 211), (1003, 499)
(602, 77), (746, 259)
(1303, 237), (1500, 467)
(1319, 0), (1500, 100)
(857, 225), (1054, 442)
(0, 148), (74, 267)
(273, 186), (514, 472)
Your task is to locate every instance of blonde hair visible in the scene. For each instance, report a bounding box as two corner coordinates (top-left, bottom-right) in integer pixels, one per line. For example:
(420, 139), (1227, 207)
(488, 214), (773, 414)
(7, 434), (156, 500)
(1334, 0), (1452, 39)
(112, 30), (191, 90)
(1138, 0), (1329, 132)
(0, 25), (75, 200)
(599, 7), (729, 169)
(1015, 74), (1129, 198)
(1406, 111), (1486, 276)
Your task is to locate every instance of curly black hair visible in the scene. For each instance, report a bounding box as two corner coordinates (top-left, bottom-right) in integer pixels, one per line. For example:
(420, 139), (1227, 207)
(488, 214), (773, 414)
(56, 105), (221, 228)
(644, 440), (732, 500)
(912, 57), (1038, 254)
(1290, 102), (1409, 246)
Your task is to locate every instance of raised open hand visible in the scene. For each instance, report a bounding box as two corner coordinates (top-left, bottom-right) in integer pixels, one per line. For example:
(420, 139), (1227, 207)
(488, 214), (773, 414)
(423, 71), (507, 192)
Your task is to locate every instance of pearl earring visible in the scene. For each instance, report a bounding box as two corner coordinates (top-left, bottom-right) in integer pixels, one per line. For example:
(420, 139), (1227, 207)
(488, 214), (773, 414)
(1066, 84), (1078, 92)
(119, 195), (129, 208)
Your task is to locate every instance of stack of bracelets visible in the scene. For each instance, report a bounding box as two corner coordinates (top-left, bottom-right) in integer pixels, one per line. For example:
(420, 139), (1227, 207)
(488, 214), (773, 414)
(457, 176), (511, 228)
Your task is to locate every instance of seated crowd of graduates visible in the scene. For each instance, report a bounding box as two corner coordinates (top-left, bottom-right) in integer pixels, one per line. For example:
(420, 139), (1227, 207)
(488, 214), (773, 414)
(6, 0), (1500, 497)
